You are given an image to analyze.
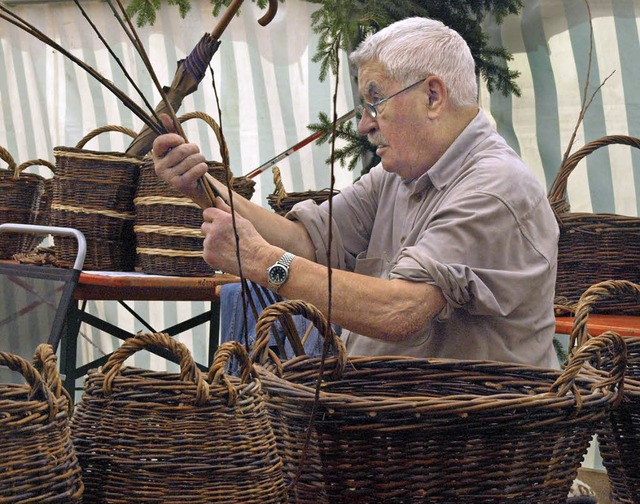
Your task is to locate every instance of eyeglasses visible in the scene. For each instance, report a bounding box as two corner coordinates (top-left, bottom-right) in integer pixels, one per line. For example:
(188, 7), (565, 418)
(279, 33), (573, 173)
(358, 78), (426, 119)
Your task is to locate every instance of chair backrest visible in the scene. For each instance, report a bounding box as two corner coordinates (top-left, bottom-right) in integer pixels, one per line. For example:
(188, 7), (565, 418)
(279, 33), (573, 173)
(0, 224), (85, 383)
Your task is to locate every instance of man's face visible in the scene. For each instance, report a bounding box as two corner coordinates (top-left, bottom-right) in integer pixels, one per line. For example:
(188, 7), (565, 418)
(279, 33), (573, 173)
(357, 60), (431, 179)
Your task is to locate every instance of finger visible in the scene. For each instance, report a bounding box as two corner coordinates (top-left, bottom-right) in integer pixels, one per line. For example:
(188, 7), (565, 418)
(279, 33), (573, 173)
(159, 113), (177, 134)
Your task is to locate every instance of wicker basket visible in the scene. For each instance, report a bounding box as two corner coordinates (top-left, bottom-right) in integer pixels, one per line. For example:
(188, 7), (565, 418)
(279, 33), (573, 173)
(569, 279), (640, 504)
(267, 166), (338, 216)
(0, 146), (46, 258)
(252, 300), (626, 503)
(51, 125), (142, 270)
(548, 135), (640, 315)
(71, 332), (287, 503)
(0, 345), (84, 503)
(18, 158), (56, 252)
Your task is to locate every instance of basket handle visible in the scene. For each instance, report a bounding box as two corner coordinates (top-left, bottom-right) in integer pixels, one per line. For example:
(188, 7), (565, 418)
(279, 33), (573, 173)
(0, 145), (18, 174)
(272, 166), (288, 206)
(569, 280), (640, 351)
(207, 341), (258, 406)
(101, 332), (210, 405)
(74, 124), (139, 149)
(551, 331), (627, 409)
(547, 135), (640, 215)
(15, 159), (56, 179)
(251, 299), (347, 379)
(0, 351), (57, 420)
(177, 111), (231, 179)
(32, 343), (73, 415)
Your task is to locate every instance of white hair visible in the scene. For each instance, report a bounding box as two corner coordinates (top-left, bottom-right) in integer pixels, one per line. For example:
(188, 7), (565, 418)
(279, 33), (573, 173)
(349, 17), (478, 108)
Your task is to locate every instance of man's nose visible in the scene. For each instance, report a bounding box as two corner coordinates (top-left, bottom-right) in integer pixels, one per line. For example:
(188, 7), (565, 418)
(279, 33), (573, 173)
(357, 111), (377, 136)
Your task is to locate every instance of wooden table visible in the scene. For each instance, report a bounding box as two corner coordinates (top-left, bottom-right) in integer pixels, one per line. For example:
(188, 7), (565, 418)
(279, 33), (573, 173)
(555, 314), (640, 337)
(60, 270), (239, 396)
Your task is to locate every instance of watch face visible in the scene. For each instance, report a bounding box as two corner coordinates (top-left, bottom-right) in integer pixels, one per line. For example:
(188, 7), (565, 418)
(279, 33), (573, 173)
(268, 265), (288, 284)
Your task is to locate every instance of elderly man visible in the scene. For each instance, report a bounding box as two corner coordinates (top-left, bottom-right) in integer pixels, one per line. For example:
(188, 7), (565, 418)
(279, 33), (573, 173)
(152, 17), (559, 368)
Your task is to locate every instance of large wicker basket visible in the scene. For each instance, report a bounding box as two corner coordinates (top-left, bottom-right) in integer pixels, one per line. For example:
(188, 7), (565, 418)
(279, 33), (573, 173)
(51, 125), (141, 270)
(267, 166), (338, 216)
(0, 345), (84, 503)
(0, 146), (46, 258)
(548, 135), (640, 315)
(71, 332), (287, 503)
(252, 300), (626, 503)
(569, 279), (640, 504)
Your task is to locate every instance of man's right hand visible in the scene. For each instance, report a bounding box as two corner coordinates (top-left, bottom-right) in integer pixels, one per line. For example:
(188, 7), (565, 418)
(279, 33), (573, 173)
(151, 113), (210, 206)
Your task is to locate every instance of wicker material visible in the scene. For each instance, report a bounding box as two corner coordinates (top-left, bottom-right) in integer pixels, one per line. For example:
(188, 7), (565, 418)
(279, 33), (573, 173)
(548, 135), (640, 315)
(71, 333), (287, 503)
(252, 300), (626, 503)
(267, 166), (338, 215)
(0, 146), (46, 258)
(51, 125), (141, 270)
(0, 345), (83, 503)
(569, 279), (640, 504)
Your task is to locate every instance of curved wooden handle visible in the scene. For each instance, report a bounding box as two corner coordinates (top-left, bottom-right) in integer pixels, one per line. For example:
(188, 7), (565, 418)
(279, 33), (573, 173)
(252, 299), (347, 380)
(75, 124), (139, 149)
(547, 135), (640, 215)
(207, 341), (258, 406)
(101, 332), (210, 405)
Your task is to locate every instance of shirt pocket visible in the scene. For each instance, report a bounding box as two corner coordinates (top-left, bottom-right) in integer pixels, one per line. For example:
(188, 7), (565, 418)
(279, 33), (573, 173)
(353, 251), (392, 278)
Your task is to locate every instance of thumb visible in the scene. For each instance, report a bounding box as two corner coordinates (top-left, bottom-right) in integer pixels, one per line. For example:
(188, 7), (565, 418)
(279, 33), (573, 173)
(159, 113), (177, 134)
(214, 195), (231, 213)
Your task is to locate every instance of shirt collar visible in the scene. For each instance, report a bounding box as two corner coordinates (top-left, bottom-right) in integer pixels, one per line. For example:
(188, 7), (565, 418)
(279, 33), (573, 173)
(411, 109), (492, 193)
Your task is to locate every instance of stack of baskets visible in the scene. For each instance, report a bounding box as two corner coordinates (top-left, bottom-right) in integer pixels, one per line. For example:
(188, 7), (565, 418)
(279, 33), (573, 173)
(134, 111), (255, 276)
(51, 125), (141, 270)
(569, 279), (640, 504)
(0, 344), (83, 502)
(0, 146), (46, 258)
(548, 135), (640, 314)
(252, 300), (626, 503)
(267, 166), (338, 216)
(70, 332), (287, 503)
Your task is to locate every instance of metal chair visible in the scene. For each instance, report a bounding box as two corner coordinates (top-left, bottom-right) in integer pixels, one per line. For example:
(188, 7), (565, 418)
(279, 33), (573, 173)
(0, 223), (85, 385)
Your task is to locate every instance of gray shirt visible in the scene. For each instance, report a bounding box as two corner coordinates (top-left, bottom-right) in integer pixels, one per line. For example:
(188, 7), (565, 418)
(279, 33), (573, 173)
(288, 110), (559, 368)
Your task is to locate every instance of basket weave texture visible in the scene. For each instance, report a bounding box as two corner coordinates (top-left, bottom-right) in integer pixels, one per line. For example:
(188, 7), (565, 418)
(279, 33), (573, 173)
(0, 146), (46, 258)
(252, 300), (626, 503)
(267, 166), (338, 216)
(0, 344), (84, 503)
(569, 279), (640, 504)
(51, 125), (141, 270)
(134, 111), (254, 277)
(70, 333), (287, 503)
(548, 135), (640, 315)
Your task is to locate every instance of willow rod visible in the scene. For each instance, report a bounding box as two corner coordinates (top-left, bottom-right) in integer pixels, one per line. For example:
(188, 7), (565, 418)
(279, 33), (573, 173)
(0, 6), (162, 135)
(72, 0), (162, 129)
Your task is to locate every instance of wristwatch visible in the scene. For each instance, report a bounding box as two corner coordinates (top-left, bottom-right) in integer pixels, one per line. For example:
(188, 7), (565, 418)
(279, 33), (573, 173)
(267, 252), (296, 293)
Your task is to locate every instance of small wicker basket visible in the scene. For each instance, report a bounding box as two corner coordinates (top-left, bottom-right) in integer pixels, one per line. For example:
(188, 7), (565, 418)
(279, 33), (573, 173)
(569, 279), (640, 504)
(548, 135), (640, 315)
(0, 146), (46, 258)
(253, 300), (626, 503)
(71, 332), (287, 503)
(0, 345), (84, 503)
(267, 166), (338, 216)
(51, 125), (141, 270)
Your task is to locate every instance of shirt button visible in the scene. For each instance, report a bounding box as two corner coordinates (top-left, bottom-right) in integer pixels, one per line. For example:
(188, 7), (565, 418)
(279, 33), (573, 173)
(411, 193), (421, 202)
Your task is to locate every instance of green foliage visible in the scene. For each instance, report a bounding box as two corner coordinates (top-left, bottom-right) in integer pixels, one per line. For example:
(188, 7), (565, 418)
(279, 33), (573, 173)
(126, 0), (191, 27)
(308, 111), (379, 174)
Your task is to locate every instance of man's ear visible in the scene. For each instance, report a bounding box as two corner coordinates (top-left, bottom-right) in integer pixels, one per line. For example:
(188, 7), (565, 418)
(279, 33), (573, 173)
(425, 76), (446, 116)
